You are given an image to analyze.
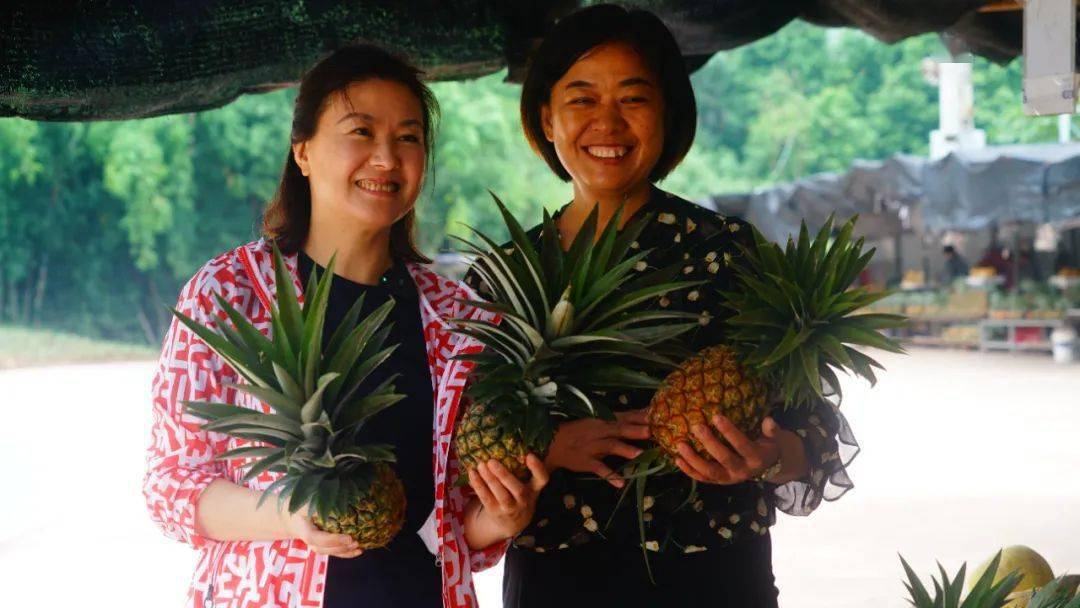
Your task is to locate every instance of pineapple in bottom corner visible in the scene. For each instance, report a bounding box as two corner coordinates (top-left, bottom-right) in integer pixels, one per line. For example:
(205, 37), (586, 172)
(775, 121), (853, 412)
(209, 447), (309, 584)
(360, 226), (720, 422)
(901, 551), (1022, 608)
(647, 216), (906, 463)
(901, 550), (1080, 608)
(172, 246), (407, 549)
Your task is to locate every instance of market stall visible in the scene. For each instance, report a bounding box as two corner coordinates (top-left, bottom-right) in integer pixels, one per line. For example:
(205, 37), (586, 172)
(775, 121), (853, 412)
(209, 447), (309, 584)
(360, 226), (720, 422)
(705, 143), (1080, 360)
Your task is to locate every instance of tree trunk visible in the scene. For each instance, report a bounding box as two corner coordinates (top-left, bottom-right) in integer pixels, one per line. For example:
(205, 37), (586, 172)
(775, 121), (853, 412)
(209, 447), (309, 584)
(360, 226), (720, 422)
(8, 273), (18, 323)
(32, 252), (48, 326)
(136, 304), (158, 345)
(129, 264), (163, 344)
(147, 276), (168, 338)
(21, 271), (32, 325)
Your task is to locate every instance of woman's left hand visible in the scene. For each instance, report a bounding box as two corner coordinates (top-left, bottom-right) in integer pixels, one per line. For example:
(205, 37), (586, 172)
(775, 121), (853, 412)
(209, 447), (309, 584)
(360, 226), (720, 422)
(467, 455), (550, 540)
(673, 415), (801, 485)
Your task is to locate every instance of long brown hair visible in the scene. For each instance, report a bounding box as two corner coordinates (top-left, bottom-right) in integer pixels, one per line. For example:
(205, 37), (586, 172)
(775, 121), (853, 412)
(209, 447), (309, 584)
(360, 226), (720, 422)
(262, 44), (438, 263)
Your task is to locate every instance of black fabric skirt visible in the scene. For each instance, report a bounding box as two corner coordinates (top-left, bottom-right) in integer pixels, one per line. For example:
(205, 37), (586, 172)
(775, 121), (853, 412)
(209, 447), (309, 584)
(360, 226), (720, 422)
(503, 533), (779, 608)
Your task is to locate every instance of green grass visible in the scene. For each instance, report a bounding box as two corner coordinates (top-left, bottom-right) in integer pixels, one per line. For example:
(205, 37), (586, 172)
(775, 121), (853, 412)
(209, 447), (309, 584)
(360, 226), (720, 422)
(0, 325), (156, 369)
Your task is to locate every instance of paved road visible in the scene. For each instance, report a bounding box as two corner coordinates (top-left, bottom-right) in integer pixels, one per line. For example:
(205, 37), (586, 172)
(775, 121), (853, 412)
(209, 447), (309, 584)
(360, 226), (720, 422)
(1, 348), (1076, 607)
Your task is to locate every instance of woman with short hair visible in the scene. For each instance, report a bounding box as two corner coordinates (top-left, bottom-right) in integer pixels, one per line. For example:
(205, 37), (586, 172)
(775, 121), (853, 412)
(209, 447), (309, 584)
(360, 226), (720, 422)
(486, 5), (859, 606)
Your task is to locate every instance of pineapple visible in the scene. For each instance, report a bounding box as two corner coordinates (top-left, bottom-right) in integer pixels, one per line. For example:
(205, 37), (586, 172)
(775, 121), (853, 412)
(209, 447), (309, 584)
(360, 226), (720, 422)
(451, 193), (699, 481)
(647, 344), (769, 459)
(647, 215), (906, 462)
(901, 551), (1023, 608)
(171, 246), (407, 549)
(901, 552), (1080, 608)
(455, 401), (531, 480)
(1024, 577), (1080, 608)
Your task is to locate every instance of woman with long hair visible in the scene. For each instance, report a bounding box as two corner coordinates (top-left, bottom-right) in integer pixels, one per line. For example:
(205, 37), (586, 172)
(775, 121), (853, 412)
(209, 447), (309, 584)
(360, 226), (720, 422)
(475, 5), (859, 607)
(144, 44), (545, 608)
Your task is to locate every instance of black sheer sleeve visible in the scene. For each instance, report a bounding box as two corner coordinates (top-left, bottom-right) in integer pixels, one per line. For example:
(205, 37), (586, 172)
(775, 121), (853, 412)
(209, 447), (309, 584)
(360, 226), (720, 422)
(770, 396), (858, 515)
(688, 211), (859, 516)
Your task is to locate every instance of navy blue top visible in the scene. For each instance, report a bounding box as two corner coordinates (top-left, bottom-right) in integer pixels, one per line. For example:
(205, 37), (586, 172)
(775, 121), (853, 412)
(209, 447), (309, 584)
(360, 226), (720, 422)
(297, 251), (441, 608)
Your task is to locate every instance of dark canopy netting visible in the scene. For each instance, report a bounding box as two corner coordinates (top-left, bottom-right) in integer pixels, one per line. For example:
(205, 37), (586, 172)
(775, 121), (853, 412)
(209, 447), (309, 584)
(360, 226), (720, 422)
(0, 0), (1040, 121)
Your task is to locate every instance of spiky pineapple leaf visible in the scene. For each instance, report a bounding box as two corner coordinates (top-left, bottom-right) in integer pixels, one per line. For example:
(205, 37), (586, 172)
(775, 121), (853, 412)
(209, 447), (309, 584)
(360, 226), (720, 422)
(539, 209), (564, 294)
(215, 445), (281, 461)
(224, 382), (302, 419)
(335, 341), (399, 412)
(300, 372), (339, 424)
(288, 471), (327, 513)
(300, 257), (335, 395)
(271, 244), (304, 354)
(239, 452), (287, 483)
(335, 444), (397, 464)
(1028, 577), (1080, 608)
(491, 191), (550, 316)
(338, 391), (407, 433)
(313, 476), (340, 522)
(324, 292), (367, 367)
(169, 308), (271, 388)
(585, 280), (705, 331)
(183, 400), (260, 421)
(257, 476), (298, 512)
(724, 215), (905, 408)
(202, 413), (302, 438)
(213, 293), (280, 370)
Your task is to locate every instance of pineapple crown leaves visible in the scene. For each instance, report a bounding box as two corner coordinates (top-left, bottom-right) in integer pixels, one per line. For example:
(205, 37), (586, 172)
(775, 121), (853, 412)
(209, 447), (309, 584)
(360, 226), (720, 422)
(450, 192), (700, 425)
(722, 214), (907, 409)
(900, 551), (1023, 608)
(1027, 577), (1080, 608)
(168, 243), (406, 517)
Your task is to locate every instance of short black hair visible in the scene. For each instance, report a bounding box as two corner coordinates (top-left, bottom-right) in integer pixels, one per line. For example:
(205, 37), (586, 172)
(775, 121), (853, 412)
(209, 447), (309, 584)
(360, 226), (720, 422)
(519, 4), (696, 182)
(944, 245), (957, 255)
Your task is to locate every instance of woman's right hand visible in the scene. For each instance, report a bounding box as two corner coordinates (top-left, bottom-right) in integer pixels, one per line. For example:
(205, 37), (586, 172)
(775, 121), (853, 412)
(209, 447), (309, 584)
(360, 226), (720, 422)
(544, 409), (651, 488)
(282, 507), (363, 558)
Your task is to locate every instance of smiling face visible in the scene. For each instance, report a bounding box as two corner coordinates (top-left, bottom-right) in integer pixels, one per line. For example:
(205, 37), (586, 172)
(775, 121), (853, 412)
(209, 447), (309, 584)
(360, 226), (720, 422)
(541, 42), (665, 201)
(292, 78), (426, 234)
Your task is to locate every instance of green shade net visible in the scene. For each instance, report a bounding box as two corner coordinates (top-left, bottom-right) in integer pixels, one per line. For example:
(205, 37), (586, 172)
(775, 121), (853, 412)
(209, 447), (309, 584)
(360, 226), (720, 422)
(2, 0), (510, 121)
(1, 0), (1035, 122)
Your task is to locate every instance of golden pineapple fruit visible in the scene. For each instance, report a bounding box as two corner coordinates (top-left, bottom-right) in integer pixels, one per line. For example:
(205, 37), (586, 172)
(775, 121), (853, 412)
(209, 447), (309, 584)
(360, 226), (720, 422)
(647, 345), (770, 460)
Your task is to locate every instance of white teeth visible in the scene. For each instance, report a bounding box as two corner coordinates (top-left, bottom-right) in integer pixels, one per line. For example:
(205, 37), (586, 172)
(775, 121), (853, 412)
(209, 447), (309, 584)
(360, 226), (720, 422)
(586, 146), (628, 159)
(356, 179), (399, 193)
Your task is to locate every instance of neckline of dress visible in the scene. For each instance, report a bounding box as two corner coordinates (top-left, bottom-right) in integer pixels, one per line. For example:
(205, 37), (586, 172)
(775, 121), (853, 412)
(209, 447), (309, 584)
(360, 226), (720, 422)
(296, 249), (404, 290)
(544, 185), (668, 241)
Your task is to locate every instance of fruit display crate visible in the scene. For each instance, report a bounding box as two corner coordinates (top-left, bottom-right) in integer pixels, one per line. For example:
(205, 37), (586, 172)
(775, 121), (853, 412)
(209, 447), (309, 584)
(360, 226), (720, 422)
(896, 316), (984, 349)
(979, 318), (1067, 352)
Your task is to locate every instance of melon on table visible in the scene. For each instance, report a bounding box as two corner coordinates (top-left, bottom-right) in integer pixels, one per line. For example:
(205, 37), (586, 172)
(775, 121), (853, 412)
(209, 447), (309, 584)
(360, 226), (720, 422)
(968, 546), (1054, 594)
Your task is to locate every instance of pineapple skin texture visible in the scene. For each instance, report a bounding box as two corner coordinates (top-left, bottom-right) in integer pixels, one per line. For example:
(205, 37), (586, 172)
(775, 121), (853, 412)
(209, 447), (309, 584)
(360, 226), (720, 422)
(648, 345), (771, 460)
(311, 463), (406, 550)
(453, 401), (531, 480)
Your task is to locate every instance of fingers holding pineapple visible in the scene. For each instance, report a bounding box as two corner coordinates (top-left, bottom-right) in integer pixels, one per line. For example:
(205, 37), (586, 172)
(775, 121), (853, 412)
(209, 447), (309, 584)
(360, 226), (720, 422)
(543, 409), (651, 489)
(282, 507), (363, 559)
(466, 454), (551, 542)
(673, 414), (786, 485)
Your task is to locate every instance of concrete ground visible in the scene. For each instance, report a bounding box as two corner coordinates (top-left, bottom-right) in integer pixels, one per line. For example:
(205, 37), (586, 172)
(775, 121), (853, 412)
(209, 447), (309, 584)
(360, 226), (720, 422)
(0, 347), (1076, 607)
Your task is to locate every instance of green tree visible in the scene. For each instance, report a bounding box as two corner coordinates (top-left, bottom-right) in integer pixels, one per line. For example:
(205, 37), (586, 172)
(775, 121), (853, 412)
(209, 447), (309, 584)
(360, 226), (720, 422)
(0, 22), (1065, 344)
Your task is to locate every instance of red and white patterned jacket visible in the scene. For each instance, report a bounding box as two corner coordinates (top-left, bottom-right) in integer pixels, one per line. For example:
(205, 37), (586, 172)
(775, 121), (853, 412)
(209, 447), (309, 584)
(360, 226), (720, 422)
(143, 238), (507, 607)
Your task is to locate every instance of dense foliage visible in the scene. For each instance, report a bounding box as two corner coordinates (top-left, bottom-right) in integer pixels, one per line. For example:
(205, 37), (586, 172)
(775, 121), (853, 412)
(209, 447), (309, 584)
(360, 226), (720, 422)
(0, 24), (1063, 343)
